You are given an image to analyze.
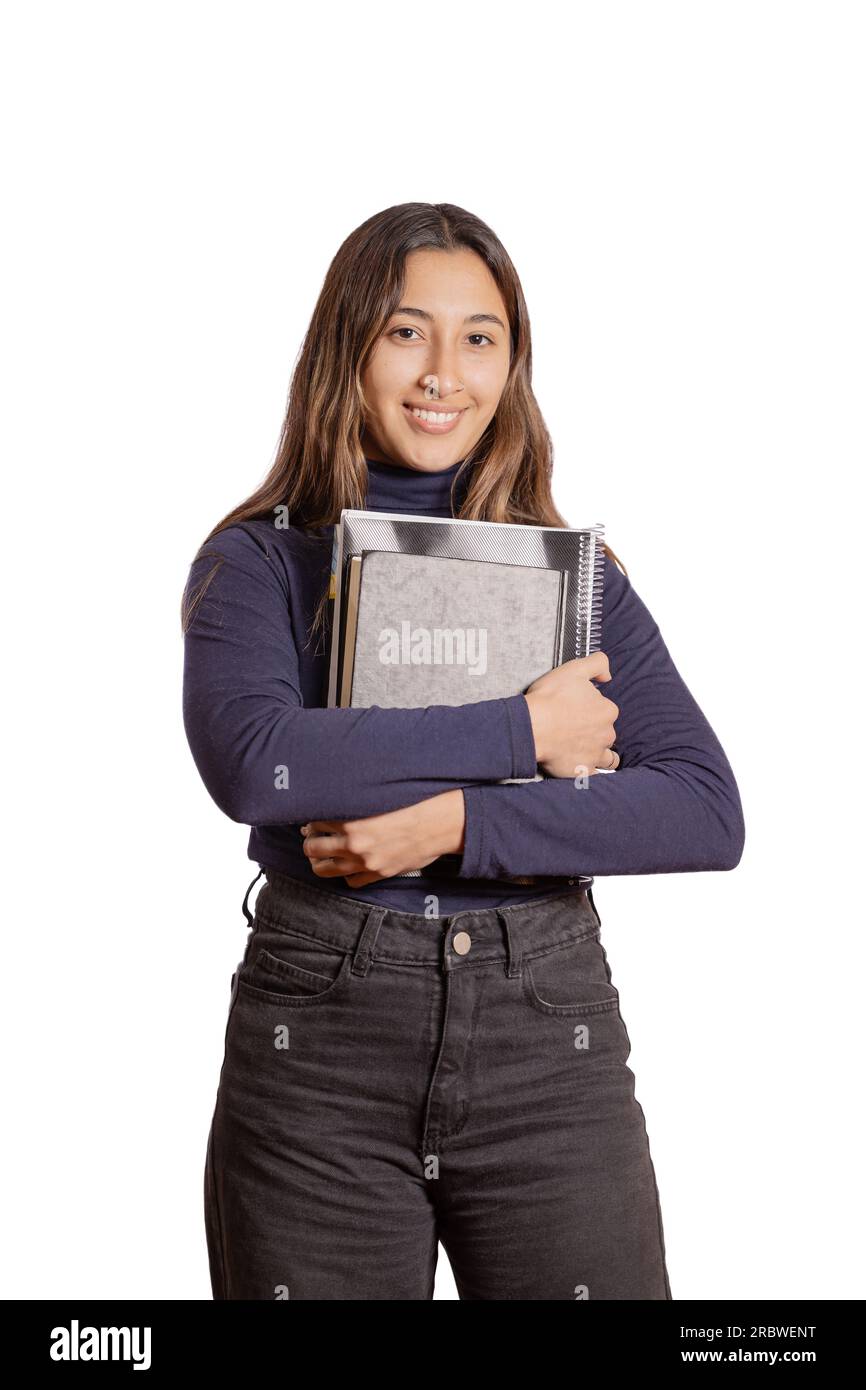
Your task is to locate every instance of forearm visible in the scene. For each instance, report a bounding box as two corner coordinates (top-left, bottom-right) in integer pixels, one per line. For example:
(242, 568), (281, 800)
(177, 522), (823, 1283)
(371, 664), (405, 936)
(181, 523), (538, 826)
(183, 686), (537, 825)
(448, 546), (746, 883)
(458, 760), (745, 879)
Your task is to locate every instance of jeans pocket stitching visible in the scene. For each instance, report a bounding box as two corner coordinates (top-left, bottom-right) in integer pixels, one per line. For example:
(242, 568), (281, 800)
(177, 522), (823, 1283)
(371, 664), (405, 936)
(237, 950), (352, 1007)
(252, 947), (337, 988)
(520, 957), (620, 1018)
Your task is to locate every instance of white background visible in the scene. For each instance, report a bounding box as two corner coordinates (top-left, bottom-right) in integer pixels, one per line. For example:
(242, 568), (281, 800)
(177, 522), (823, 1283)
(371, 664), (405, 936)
(2, 0), (863, 1300)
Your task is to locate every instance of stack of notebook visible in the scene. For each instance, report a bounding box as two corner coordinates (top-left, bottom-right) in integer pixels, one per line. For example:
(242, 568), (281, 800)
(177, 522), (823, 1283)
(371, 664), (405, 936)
(325, 507), (605, 877)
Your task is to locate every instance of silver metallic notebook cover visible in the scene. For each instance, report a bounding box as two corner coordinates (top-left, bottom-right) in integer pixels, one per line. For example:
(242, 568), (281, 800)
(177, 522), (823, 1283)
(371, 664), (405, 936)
(327, 511), (605, 707)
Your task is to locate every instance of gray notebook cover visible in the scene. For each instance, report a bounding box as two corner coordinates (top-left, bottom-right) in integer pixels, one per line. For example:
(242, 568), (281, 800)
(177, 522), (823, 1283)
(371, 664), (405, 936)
(347, 551), (566, 709)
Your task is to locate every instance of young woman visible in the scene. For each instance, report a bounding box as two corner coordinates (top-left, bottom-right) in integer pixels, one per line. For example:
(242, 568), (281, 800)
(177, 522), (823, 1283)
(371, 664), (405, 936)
(182, 202), (745, 1301)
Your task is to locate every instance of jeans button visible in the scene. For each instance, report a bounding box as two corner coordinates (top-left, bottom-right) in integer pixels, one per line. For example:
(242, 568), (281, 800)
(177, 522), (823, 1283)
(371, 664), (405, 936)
(452, 930), (472, 956)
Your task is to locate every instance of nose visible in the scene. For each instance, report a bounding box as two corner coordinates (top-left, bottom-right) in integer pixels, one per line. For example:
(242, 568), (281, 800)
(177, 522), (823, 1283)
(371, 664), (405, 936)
(420, 348), (463, 401)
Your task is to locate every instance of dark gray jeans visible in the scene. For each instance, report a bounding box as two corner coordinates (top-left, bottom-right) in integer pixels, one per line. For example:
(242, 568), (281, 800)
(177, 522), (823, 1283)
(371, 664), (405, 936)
(204, 869), (672, 1300)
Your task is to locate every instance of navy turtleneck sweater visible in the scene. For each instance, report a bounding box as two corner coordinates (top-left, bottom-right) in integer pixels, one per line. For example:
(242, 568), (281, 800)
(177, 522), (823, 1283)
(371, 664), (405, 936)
(182, 456), (744, 913)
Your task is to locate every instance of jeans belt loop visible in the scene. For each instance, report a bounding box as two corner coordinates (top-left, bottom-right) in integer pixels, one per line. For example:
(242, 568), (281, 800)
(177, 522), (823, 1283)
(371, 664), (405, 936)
(496, 908), (523, 979)
(351, 905), (387, 977)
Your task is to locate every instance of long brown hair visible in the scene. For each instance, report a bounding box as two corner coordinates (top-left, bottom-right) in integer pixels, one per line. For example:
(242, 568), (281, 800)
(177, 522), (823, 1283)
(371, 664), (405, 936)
(182, 201), (626, 643)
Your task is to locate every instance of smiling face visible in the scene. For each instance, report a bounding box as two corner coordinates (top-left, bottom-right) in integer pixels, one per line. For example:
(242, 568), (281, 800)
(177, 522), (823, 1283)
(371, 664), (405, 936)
(359, 247), (512, 473)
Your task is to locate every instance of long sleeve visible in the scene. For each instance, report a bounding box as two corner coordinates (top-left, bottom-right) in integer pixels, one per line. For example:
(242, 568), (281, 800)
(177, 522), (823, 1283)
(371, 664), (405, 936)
(182, 523), (538, 825)
(457, 556), (746, 878)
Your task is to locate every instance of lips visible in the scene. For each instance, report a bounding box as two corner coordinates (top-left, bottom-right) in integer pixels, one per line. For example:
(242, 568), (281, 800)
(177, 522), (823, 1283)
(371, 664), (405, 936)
(403, 402), (468, 435)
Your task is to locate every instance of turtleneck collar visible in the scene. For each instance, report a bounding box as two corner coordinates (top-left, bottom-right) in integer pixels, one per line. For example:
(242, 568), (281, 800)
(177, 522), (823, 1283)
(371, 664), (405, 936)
(364, 456), (474, 518)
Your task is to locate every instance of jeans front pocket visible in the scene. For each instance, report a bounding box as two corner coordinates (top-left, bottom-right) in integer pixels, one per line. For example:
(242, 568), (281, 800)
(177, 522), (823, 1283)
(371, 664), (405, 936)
(521, 929), (620, 1018)
(236, 918), (352, 1008)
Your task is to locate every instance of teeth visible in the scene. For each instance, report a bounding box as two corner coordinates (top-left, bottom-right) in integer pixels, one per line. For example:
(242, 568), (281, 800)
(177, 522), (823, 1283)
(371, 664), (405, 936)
(411, 408), (460, 423)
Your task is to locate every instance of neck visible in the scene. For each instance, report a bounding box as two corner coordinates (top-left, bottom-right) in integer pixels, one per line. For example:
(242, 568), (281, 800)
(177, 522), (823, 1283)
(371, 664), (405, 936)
(363, 456), (474, 518)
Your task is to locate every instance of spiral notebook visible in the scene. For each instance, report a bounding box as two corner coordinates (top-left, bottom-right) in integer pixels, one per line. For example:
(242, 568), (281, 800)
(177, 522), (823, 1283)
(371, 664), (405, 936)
(325, 510), (605, 879)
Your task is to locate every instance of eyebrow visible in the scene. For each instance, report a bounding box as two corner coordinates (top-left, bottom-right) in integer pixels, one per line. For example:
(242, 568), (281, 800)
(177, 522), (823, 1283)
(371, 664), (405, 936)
(392, 305), (507, 331)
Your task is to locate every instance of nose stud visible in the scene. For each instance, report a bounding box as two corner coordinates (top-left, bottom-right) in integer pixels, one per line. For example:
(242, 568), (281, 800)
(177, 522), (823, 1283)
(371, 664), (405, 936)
(423, 374), (440, 400)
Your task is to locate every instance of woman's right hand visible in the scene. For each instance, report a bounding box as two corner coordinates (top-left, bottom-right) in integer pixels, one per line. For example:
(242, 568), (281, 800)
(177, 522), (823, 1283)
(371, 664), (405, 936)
(524, 652), (620, 779)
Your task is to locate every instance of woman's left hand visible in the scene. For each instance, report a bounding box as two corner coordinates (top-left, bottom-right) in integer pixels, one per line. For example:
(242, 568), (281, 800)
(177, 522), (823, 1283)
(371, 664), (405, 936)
(299, 789), (466, 888)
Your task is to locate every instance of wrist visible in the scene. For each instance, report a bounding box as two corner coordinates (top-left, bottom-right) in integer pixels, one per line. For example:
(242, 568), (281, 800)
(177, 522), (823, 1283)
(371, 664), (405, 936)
(427, 788), (465, 856)
(523, 692), (547, 765)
